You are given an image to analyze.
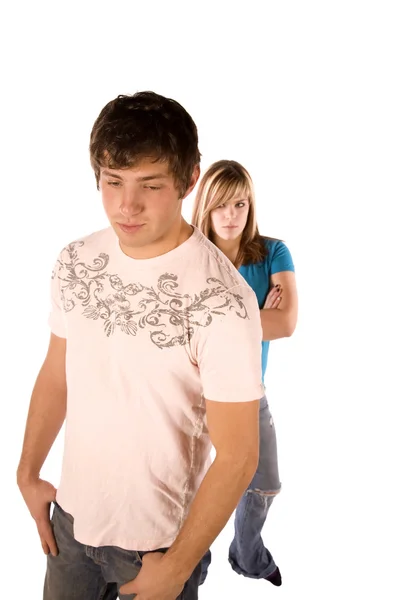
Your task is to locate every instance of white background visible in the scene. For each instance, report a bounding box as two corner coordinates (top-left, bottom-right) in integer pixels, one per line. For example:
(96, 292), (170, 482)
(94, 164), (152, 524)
(1, 1), (399, 598)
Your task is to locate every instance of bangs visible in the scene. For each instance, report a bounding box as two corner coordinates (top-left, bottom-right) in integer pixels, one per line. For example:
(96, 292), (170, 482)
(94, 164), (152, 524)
(98, 149), (166, 173)
(206, 175), (251, 213)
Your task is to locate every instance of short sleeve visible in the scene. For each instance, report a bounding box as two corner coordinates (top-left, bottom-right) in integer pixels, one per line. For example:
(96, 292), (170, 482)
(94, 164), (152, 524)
(194, 284), (264, 403)
(268, 241), (295, 275)
(48, 255), (67, 339)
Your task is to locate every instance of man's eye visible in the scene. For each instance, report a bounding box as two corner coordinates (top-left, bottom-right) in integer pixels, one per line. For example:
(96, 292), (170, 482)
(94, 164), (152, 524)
(107, 181), (121, 187)
(145, 186), (161, 191)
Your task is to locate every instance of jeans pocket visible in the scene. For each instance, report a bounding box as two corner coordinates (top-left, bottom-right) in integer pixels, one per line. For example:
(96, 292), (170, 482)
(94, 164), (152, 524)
(136, 547), (169, 565)
(259, 395), (269, 411)
(52, 501), (74, 525)
(50, 501), (60, 524)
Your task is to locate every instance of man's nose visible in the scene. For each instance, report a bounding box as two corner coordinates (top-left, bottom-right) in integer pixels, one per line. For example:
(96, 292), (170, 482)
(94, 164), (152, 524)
(119, 190), (143, 217)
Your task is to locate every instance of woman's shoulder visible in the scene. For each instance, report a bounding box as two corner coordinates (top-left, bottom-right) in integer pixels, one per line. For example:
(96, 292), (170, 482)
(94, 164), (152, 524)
(241, 235), (292, 271)
(261, 236), (289, 256)
(260, 236), (294, 272)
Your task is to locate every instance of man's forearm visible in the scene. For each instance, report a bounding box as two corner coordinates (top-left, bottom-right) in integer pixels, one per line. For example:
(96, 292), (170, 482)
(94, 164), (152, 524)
(260, 308), (295, 341)
(162, 453), (258, 583)
(17, 367), (66, 484)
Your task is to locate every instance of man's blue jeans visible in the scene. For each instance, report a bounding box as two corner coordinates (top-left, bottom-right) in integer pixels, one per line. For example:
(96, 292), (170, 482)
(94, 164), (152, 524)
(44, 502), (202, 599)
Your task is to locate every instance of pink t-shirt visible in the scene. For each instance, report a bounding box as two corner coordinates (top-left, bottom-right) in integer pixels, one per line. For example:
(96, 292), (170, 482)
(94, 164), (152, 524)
(50, 226), (263, 550)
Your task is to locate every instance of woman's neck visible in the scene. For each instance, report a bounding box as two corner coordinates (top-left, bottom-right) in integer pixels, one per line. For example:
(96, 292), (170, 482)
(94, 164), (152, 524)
(212, 233), (241, 266)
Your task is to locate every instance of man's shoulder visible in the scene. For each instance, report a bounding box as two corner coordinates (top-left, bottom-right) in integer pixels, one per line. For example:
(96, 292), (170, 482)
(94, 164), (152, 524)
(51, 227), (114, 282)
(64, 226), (112, 250)
(55, 227), (113, 261)
(192, 229), (254, 294)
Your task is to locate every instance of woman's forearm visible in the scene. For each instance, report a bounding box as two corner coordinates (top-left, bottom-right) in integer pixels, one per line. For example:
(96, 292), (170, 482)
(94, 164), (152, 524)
(260, 308), (296, 341)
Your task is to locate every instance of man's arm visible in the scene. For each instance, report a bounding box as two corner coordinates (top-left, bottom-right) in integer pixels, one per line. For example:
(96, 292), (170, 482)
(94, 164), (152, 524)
(260, 270), (298, 340)
(161, 397), (259, 583)
(17, 332), (67, 555)
(121, 283), (264, 598)
(17, 333), (67, 482)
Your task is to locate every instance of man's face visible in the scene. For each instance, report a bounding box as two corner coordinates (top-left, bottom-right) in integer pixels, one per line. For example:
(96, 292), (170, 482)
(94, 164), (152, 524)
(100, 159), (197, 258)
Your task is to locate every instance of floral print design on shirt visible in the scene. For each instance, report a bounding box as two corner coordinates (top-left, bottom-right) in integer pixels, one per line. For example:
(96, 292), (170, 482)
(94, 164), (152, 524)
(52, 241), (249, 348)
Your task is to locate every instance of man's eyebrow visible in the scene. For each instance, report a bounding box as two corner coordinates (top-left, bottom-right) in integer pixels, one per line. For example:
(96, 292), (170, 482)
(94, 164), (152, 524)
(136, 174), (169, 182)
(102, 170), (124, 180)
(101, 170), (169, 182)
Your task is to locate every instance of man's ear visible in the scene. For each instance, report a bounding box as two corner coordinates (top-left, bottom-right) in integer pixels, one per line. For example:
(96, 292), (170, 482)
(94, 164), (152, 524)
(182, 165), (200, 200)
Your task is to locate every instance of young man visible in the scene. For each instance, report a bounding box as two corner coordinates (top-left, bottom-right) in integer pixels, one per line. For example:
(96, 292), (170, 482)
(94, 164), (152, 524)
(17, 91), (264, 600)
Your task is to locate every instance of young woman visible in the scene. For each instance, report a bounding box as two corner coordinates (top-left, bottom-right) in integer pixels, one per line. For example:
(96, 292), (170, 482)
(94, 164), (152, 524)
(192, 160), (298, 587)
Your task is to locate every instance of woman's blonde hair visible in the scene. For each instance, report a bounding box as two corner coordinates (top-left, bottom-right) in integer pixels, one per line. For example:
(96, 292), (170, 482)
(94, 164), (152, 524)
(192, 160), (268, 267)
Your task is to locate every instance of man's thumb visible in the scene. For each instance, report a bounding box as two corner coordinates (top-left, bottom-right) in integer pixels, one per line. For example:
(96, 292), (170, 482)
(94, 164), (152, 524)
(120, 581), (137, 595)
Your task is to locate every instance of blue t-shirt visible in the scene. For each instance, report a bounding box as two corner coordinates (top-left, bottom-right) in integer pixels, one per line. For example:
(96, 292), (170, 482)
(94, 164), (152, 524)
(239, 239), (295, 382)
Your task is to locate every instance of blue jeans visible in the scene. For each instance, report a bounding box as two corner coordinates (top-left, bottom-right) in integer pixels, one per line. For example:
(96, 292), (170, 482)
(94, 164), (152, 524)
(200, 395), (280, 583)
(44, 502), (202, 599)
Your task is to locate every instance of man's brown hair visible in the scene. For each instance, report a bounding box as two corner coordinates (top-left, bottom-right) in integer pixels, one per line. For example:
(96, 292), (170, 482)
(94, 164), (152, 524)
(90, 91), (201, 197)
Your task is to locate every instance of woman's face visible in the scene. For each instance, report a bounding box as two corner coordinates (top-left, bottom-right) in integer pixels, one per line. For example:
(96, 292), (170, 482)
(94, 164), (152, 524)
(210, 195), (250, 241)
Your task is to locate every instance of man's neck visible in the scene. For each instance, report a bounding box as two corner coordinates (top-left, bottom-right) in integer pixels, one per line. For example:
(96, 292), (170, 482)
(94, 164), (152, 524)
(120, 218), (193, 260)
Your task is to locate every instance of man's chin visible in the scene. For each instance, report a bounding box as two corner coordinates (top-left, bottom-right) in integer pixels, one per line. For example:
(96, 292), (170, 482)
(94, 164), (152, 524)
(112, 224), (146, 241)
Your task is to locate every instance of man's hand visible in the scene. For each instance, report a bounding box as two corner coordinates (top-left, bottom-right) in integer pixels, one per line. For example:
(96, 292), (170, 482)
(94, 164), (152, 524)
(119, 552), (185, 600)
(264, 284), (282, 309)
(18, 477), (58, 556)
